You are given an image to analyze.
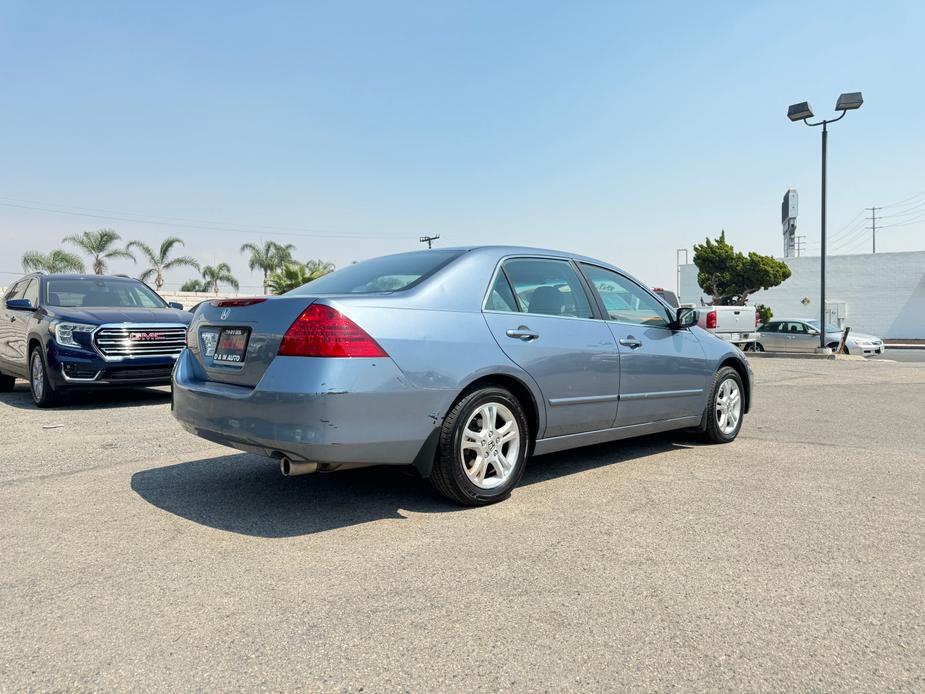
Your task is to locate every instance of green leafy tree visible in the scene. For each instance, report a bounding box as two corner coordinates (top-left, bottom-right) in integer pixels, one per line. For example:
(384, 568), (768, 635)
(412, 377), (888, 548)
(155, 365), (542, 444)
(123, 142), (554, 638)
(693, 231), (791, 305)
(127, 237), (200, 290)
(62, 228), (135, 274)
(21, 250), (86, 274)
(180, 279), (209, 292)
(240, 241), (296, 293)
(754, 303), (773, 325)
(200, 263), (239, 294)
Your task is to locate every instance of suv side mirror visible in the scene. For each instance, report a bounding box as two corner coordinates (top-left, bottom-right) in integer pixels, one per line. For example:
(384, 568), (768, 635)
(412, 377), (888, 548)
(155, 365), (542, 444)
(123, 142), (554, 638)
(169, 302), (184, 310)
(5, 298), (34, 311)
(675, 306), (697, 329)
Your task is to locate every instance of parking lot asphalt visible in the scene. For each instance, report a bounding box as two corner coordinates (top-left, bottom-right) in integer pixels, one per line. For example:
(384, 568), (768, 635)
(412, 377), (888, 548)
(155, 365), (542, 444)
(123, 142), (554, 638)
(2, 359), (924, 691)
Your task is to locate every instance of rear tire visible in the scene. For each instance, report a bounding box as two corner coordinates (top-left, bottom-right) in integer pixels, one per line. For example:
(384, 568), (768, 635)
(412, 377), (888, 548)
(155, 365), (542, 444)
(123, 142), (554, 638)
(29, 347), (59, 408)
(702, 366), (744, 444)
(0, 373), (14, 392)
(430, 386), (529, 506)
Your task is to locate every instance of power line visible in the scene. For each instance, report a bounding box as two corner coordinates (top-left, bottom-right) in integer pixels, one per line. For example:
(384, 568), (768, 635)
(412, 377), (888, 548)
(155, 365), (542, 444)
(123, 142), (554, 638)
(880, 189), (925, 209)
(0, 198), (419, 241)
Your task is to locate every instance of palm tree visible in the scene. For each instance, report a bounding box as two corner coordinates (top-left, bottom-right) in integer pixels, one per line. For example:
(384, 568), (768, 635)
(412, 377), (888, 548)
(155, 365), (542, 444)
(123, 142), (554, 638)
(201, 263), (239, 294)
(127, 237), (200, 291)
(21, 250), (86, 274)
(62, 228), (135, 274)
(304, 258), (336, 280)
(266, 263), (312, 295)
(240, 241), (296, 293)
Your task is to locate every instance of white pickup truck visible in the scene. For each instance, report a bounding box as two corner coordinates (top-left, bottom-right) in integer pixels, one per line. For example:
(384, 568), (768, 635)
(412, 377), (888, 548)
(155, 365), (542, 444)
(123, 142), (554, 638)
(696, 306), (759, 350)
(651, 289), (759, 349)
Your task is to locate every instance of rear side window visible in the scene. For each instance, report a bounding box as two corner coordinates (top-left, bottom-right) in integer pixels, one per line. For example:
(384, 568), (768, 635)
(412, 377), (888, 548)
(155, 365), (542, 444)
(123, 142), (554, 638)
(486, 272), (519, 312)
(288, 250), (463, 295)
(580, 264), (670, 328)
(500, 258), (594, 318)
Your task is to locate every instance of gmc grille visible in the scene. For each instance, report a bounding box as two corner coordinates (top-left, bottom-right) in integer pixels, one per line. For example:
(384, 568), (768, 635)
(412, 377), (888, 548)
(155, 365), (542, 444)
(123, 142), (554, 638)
(94, 326), (187, 359)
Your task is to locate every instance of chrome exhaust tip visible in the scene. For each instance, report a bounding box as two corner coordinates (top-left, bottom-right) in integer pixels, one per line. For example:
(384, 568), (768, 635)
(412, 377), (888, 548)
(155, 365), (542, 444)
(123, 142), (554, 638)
(280, 456), (317, 477)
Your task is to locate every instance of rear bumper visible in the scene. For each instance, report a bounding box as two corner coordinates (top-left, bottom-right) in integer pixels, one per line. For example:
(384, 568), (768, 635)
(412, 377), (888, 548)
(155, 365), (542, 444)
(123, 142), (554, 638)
(171, 349), (452, 466)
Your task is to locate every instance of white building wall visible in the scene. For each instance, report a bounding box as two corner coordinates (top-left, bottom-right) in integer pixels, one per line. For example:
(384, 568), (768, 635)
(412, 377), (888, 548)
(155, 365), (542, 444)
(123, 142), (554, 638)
(679, 250), (925, 339)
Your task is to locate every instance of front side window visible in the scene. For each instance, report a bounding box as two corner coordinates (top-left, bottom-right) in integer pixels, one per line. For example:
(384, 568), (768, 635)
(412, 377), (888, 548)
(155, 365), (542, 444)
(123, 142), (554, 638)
(45, 279), (167, 308)
(22, 279), (39, 306)
(5, 280), (26, 301)
(580, 264), (670, 328)
(785, 322), (808, 334)
(500, 258), (594, 318)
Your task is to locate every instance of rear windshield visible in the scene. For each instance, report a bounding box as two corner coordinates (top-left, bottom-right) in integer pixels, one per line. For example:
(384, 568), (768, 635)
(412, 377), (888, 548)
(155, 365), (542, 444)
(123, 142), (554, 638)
(288, 250), (463, 295)
(45, 278), (167, 308)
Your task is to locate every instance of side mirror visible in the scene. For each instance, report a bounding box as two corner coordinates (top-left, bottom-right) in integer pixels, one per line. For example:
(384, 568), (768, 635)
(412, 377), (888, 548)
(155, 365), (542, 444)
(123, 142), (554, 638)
(675, 307), (697, 329)
(807, 328), (820, 336)
(5, 298), (34, 311)
(169, 302), (184, 310)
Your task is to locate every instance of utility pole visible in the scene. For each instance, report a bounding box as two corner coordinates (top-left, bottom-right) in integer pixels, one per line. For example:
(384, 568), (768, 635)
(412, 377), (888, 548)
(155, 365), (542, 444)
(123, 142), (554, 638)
(419, 235), (440, 249)
(865, 207), (881, 253)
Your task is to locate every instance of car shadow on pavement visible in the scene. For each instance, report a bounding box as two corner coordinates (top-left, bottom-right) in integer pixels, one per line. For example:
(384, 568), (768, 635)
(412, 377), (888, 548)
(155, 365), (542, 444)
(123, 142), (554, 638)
(0, 382), (171, 411)
(130, 433), (695, 538)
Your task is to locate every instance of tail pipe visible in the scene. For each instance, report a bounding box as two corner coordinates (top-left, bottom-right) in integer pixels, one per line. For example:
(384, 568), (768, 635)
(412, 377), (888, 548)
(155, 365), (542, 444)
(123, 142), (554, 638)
(279, 456), (317, 477)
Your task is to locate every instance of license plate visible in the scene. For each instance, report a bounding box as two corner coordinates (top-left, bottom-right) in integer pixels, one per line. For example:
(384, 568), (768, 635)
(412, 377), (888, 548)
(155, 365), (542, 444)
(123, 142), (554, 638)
(213, 328), (250, 364)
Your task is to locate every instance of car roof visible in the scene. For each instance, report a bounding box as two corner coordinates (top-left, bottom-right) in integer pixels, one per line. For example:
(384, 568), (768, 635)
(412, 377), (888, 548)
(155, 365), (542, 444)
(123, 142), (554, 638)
(38, 274), (144, 282)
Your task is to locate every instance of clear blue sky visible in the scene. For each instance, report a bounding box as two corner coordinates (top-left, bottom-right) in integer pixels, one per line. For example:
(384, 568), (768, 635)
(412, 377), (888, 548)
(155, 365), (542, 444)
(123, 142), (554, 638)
(2, 1), (923, 292)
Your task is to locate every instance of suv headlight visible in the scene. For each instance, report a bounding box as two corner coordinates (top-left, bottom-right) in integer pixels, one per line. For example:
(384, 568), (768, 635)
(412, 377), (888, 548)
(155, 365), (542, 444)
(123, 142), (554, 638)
(50, 321), (96, 348)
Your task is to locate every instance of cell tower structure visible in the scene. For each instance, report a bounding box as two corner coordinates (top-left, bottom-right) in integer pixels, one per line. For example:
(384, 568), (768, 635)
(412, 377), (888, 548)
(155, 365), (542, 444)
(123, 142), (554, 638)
(781, 188), (799, 257)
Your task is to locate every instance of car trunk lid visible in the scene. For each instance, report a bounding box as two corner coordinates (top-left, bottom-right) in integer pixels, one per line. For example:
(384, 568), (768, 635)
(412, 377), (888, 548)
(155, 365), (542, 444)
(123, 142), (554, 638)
(188, 296), (318, 387)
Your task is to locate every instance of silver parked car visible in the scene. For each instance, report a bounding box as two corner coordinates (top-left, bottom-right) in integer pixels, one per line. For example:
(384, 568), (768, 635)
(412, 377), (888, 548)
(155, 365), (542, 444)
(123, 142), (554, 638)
(172, 246), (753, 505)
(755, 319), (884, 355)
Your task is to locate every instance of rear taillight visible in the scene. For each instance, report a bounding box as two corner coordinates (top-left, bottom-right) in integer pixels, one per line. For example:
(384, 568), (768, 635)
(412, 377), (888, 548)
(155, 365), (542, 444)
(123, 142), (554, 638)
(211, 298), (268, 307)
(706, 310), (717, 329)
(278, 304), (387, 358)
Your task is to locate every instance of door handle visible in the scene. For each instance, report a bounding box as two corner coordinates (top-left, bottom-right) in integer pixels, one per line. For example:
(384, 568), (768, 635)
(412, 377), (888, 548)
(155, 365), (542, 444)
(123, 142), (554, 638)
(506, 327), (539, 341)
(619, 337), (642, 349)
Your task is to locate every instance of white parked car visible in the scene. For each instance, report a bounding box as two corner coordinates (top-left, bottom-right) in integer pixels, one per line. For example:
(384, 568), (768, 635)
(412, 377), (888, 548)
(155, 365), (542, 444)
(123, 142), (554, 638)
(755, 319), (884, 356)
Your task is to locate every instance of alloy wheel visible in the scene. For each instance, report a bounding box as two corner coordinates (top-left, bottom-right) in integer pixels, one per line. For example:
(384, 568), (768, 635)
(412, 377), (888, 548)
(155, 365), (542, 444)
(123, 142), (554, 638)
(715, 378), (741, 435)
(31, 351), (44, 401)
(459, 402), (520, 489)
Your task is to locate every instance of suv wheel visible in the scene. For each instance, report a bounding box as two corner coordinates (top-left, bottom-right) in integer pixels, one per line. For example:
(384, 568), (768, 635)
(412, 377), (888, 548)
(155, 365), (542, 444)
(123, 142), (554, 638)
(702, 366), (744, 443)
(29, 348), (58, 408)
(430, 386), (529, 506)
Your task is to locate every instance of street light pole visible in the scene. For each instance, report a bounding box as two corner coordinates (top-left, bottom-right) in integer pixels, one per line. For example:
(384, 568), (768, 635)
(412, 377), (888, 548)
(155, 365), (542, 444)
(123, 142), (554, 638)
(820, 121), (827, 349)
(787, 92), (863, 350)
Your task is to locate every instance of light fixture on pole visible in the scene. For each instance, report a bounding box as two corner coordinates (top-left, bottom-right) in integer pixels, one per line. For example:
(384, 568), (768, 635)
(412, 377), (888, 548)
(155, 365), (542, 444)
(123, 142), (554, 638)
(787, 92), (863, 350)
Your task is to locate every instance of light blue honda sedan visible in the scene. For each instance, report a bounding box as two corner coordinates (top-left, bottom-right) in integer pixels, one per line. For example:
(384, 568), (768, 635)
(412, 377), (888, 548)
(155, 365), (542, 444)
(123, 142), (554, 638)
(172, 246), (752, 505)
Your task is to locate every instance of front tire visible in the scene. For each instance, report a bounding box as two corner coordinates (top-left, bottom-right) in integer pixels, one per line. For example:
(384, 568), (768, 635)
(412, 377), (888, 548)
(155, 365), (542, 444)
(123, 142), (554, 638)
(752, 342), (765, 352)
(702, 367), (744, 443)
(29, 347), (58, 408)
(430, 386), (529, 506)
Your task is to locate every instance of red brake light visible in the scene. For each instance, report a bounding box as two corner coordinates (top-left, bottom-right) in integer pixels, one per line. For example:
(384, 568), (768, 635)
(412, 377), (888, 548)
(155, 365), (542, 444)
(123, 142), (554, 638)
(755, 312), (761, 327)
(706, 310), (717, 329)
(211, 298), (268, 307)
(278, 304), (387, 358)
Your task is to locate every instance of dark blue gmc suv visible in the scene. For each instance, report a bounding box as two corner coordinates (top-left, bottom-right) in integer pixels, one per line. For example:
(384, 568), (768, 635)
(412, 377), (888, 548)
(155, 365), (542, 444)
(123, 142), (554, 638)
(0, 274), (192, 407)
